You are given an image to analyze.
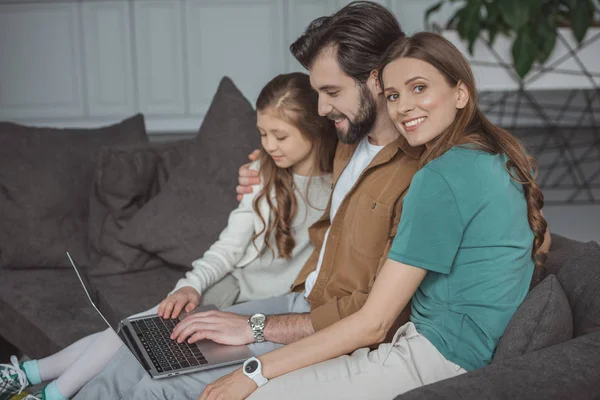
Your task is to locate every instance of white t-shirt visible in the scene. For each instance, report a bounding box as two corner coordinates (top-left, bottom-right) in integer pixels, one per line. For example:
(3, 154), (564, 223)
(304, 136), (385, 297)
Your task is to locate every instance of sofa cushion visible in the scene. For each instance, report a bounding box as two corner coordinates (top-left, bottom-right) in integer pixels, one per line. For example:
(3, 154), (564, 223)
(0, 266), (182, 359)
(94, 266), (183, 320)
(556, 241), (600, 337)
(493, 274), (573, 363)
(113, 77), (260, 272)
(87, 140), (191, 274)
(0, 115), (147, 269)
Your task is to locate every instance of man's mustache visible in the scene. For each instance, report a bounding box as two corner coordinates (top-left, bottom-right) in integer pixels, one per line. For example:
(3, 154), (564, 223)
(327, 113), (347, 121)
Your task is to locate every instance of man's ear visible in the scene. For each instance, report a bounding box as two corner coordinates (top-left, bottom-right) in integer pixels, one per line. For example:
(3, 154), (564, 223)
(456, 81), (469, 109)
(370, 70), (383, 95)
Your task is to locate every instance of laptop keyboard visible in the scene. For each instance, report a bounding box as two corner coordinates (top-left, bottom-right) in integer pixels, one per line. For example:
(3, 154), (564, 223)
(130, 317), (209, 373)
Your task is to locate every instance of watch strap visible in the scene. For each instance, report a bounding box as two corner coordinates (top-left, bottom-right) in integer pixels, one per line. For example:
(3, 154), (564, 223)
(243, 357), (268, 388)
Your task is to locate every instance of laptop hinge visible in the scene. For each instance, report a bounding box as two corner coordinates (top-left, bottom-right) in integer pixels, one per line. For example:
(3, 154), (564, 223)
(120, 325), (152, 372)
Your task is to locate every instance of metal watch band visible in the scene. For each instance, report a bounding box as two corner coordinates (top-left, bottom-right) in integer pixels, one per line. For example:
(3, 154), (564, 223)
(248, 313), (266, 343)
(252, 328), (265, 343)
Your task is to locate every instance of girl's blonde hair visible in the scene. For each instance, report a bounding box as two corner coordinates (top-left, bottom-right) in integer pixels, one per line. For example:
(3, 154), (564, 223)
(253, 73), (337, 259)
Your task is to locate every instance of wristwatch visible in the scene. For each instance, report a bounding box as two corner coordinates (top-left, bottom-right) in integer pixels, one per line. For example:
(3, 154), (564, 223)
(248, 313), (267, 343)
(242, 357), (268, 387)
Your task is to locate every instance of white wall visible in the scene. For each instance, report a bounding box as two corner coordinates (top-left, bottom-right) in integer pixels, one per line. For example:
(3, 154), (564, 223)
(1, 0), (599, 241)
(0, 0), (449, 133)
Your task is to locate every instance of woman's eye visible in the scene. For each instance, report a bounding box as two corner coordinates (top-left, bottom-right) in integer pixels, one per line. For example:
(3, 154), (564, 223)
(414, 85), (426, 93)
(386, 93), (399, 101)
(327, 91), (339, 97)
(276, 136), (288, 141)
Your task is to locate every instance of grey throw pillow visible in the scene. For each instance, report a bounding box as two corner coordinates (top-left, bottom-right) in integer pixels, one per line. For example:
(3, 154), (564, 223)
(0, 114), (147, 268)
(113, 77), (260, 272)
(556, 241), (600, 337)
(87, 140), (191, 274)
(493, 274), (573, 363)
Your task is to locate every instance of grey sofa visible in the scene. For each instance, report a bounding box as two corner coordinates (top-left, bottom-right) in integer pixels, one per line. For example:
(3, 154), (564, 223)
(0, 77), (259, 360)
(1, 77), (599, 399)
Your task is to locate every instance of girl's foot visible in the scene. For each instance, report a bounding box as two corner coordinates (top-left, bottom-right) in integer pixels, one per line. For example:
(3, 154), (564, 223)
(0, 356), (30, 400)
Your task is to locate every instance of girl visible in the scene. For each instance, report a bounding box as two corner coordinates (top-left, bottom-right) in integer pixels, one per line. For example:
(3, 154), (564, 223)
(0, 72), (337, 400)
(200, 32), (548, 400)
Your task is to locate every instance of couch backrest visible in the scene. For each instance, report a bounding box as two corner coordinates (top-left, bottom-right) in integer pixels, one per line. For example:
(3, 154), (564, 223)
(544, 234), (589, 276)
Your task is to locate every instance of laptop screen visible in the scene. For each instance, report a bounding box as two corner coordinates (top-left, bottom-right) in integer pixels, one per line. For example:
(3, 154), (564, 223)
(67, 252), (121, 331)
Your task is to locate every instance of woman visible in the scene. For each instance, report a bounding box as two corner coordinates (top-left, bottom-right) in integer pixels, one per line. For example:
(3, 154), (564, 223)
(201, 32), (547, 400)
(0, 72), (337, 400)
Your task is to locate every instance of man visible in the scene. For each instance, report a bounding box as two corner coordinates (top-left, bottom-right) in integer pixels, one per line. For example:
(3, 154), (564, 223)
(74, 2), (548, 399)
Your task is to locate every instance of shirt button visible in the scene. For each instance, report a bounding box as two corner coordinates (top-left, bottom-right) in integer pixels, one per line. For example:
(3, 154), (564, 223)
(371, 202), (376, 209)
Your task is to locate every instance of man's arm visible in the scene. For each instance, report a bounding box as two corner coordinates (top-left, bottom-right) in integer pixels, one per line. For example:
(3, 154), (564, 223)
(264, 313), (314, 344)
(169, 310), (314, 346)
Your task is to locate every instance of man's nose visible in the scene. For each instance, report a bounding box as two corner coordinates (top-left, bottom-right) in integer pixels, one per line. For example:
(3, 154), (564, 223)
(318, 96), (333, 117)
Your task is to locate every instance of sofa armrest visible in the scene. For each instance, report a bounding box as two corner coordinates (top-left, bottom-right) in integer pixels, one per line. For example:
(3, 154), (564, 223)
(396, 330), (600, 400)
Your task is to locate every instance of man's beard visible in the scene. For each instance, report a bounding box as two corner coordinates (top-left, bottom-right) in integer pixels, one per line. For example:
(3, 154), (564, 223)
(330, 84), (377, 145)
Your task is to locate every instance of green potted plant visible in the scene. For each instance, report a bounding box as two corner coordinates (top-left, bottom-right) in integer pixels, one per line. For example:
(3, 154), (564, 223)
(425, 0), (600, 78)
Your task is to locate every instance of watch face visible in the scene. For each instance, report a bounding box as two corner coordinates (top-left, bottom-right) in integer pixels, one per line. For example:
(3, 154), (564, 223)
(250, 314), (266, 325)
(245, 360), (258, 374)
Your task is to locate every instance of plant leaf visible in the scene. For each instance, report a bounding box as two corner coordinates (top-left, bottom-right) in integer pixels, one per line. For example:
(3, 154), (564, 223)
(536, 20), (557, 65)
(456, 6), (471, 39)
(487, 25), (499, 46)
(501, 0), (529, 30)
(571, 0), (593, 43)
(484, 1), (501, 46)
(459, 0), (482, 54)
(425, 1), (444, 30)
(512, 28), (537, 78)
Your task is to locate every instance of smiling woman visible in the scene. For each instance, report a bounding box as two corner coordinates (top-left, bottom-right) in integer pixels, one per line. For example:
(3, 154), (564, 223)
(381, 60), (469, 149)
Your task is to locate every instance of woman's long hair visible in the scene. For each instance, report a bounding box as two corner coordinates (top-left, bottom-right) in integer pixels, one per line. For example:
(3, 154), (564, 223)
(253, 73), (337, 259)
(377, 32), (547, 275)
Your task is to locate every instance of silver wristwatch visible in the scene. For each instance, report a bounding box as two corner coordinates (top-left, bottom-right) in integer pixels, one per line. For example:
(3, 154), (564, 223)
(248, 313), (267, 343)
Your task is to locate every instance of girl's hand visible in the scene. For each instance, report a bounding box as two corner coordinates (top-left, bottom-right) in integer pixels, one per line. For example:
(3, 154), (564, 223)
(157, 287), (201, 319)
(199, 368), (256, 400)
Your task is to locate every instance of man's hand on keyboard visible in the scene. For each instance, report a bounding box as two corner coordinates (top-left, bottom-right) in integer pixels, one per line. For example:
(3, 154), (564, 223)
(170, 310), (254, 346)
(157, 287), (201, 319)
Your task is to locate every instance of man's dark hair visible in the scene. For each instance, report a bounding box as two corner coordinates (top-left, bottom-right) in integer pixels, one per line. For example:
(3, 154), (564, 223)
(290, 1), (404, 83)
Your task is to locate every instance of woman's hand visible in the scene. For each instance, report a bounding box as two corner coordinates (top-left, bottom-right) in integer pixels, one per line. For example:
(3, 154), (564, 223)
(157, 287), (201, 319)
(236, 150), (262, 202)
(199, 368), (256, 400)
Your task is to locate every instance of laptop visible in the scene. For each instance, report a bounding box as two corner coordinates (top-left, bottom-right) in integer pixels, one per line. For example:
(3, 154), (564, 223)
(67, 252), (254, 379)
